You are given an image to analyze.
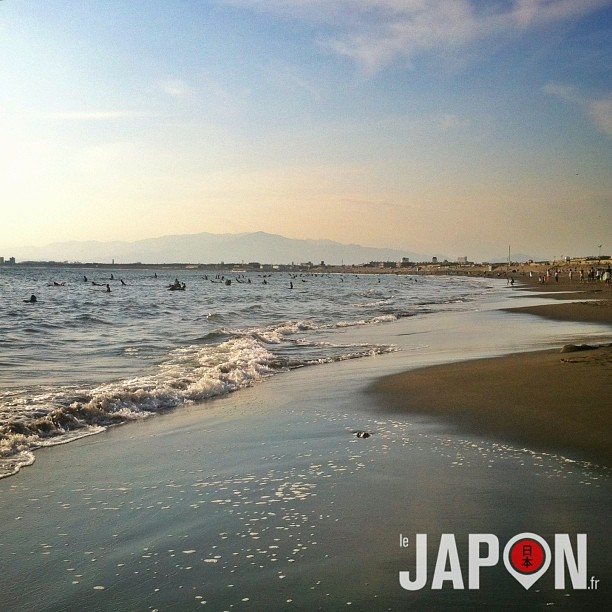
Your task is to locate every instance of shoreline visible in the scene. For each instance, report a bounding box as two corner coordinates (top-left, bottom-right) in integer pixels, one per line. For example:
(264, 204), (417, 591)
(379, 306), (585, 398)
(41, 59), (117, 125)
(1, 276), (610, 610)
(507, 270), (612, 323)
(504, 299), (612, 323)
(370, 344), (612, 465)
(370, 279), (612, 464)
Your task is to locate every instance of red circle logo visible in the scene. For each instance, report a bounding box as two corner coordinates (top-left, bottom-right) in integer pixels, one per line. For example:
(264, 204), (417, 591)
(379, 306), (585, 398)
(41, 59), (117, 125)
(509, 538), (546, 574)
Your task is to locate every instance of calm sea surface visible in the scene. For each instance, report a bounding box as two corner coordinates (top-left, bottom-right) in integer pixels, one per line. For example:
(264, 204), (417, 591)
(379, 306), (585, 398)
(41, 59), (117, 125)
(0, 266), (496, 478)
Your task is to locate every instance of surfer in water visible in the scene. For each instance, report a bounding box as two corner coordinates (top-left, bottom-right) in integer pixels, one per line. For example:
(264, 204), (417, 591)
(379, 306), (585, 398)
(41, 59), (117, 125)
(169, 279), (186, 290)
(24, 295), (37, 303)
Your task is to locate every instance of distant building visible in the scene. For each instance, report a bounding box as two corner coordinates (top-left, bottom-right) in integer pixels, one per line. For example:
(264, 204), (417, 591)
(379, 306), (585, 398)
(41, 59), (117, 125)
(457, 256), (468, 264)
(432, 256), (438, 264)
(368, 261), (398, 269)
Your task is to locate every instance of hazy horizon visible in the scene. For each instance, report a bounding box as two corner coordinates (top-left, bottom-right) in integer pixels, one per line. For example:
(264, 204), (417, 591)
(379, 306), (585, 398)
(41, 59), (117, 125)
(1, 1), (610, 262)
(0, 229), (576, 265)
(0, 228), (606, 265)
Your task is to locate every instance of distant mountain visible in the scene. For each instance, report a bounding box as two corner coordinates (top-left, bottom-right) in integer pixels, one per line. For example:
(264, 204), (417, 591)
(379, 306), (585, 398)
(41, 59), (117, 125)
(8, 232), (426, 266)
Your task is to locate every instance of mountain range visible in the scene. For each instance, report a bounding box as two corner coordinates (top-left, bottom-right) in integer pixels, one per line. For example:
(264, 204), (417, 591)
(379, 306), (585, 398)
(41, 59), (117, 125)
(7, 232), (428, 266)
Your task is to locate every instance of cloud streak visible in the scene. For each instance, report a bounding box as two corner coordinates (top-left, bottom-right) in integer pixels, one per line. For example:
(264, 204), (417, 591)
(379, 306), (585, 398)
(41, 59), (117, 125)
(33, 111), (146, 121)
(158, 79), (194, 98)
(224, 0), (609, 73)
(589, 97), (612, 138)
(544, 82), (612, 138)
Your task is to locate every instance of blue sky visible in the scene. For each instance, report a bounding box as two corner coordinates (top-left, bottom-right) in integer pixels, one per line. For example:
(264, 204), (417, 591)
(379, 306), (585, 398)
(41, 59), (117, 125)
(0, 0), (610, 261)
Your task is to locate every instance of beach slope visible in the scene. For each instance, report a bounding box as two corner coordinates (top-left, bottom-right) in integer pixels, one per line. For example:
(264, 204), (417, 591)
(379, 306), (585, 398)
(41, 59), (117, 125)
(370, 344), (612, 464)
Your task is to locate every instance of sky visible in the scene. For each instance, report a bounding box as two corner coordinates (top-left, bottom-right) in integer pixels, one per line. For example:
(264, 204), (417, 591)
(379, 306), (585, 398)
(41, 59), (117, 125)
(0, 0), (610, 262)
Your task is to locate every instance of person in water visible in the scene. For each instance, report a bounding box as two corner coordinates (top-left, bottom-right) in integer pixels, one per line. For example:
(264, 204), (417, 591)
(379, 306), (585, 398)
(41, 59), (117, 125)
(106, 284), (111, 292)
(24, 295), (37, 303)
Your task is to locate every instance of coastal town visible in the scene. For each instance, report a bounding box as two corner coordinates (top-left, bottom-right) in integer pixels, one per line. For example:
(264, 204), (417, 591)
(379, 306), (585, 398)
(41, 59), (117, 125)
(2, 253), (611, 287)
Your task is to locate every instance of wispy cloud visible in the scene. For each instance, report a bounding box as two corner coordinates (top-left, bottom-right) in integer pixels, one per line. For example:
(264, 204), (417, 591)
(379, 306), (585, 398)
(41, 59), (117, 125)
(541, 82), (579, 103)
(589, 97), (612, 138)
(543, 82), (612, 138)
(34, 111), (145, 121)
(510, 0), (608, 28)
(223, 0), (609, 73)
(265, 61), (322, 100)
(158, 79), (194, 98)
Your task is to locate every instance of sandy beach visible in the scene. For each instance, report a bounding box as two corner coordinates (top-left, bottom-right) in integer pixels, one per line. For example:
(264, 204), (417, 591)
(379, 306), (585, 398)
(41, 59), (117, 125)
(371, 344), (612, 464)
(371, 276), (612, 465)
(1, 275), (611, 611)
(505, 300), (612, 323)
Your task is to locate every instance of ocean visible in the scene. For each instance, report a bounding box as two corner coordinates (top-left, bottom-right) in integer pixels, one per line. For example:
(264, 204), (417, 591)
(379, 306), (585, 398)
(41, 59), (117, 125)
(1, 267), (611, 610)
(0, 266), (495, 479)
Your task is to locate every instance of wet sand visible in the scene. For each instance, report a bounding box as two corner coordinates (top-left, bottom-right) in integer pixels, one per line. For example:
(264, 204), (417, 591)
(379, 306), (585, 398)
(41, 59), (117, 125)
(505, 300), (612, 323)
(2, 352), (610, 611)
(1, 279), (611, 611)
(371, 344), (612, 464)
(372, 277), (612, 464)
(506, 274), (612, 323)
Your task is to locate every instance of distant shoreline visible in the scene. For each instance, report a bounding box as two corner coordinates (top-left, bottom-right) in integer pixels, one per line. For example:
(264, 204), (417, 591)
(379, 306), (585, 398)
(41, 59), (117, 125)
(4, 259), (611, 277)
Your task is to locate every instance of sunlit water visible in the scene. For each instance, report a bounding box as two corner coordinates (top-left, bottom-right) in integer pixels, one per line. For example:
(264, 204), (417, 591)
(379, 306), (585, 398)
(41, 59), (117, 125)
(1, 268), (611, 610)
(0, 266), (496, 477)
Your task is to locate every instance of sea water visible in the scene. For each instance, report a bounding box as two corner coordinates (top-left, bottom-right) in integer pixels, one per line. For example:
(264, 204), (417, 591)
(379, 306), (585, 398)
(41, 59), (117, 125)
(0, 266), (499, 478)
(1, 268), (611, 611)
